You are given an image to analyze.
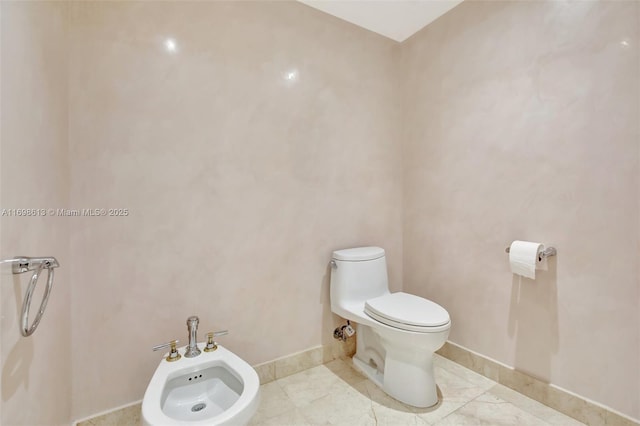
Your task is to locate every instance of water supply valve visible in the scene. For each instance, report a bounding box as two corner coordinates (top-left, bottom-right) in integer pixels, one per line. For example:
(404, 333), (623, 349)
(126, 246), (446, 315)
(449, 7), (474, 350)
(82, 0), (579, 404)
(344, 321), (355, 337)
(333, 321), (355, 341)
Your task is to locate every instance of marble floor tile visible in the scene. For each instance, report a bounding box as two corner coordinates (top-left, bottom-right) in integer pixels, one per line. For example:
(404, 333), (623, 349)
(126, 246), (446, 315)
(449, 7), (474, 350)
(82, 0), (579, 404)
(248, 381), (297, 424)
(353, 378), (416, 414)
(435, 393), (551, 426)
(296, 383), (376, 425)
(414, 366), (490, 425)
(247, 355), (590, 426)
(250, 408), (313, 426)
(434, 365), (493, 403)
(351, 379), (425, 425)
(433, 354), (496, 390)
(80, 353), (596, 426)
(278, 362), (363, 407)
(488, 384), (585, 426)
(323, 358), (368, 387)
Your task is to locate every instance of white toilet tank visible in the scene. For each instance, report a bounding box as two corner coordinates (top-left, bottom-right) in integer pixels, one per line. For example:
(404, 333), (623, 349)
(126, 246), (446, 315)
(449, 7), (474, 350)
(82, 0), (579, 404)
(330, 247), (391, 314)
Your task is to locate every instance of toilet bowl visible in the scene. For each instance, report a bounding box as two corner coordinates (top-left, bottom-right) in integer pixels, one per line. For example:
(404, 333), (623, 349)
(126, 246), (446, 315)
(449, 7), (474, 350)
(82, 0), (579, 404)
(142, 343), (260, 426)
(330, 246), (451, 408)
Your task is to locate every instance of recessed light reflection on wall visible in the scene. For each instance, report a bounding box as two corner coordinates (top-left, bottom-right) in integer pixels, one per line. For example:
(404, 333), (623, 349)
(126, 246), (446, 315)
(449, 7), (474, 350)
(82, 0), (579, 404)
(164, 38), (178, 53)
(283, 69), (299, 86)
(620, 38), (630, 48)
(285, 71), (297, 80)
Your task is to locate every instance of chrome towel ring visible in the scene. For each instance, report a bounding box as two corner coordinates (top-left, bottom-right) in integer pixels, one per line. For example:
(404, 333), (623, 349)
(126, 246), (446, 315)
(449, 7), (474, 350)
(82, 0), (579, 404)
(0, 256), (59, 337)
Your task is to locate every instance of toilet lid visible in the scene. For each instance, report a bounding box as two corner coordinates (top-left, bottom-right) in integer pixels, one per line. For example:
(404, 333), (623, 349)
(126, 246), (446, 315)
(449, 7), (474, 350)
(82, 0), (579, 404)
(364, 292), (450, 329)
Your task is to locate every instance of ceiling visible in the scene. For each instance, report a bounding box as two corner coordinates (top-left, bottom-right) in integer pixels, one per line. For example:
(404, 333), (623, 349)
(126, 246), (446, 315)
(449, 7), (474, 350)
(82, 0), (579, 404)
(297, 0), (464, 42)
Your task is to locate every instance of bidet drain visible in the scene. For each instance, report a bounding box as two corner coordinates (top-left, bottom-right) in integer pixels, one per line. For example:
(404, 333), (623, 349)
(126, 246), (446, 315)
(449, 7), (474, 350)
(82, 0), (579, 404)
(191, 403), (206, 412)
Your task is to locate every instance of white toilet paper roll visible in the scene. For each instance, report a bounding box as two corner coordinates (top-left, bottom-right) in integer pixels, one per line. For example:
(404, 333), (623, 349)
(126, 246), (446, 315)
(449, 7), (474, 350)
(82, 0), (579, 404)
(509, 240), (544, 279)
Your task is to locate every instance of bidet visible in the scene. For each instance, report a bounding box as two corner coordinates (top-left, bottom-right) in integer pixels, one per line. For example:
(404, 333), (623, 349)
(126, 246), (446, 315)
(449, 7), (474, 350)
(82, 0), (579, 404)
(143, 337), (260, 425)
(161, 364), (243, 421)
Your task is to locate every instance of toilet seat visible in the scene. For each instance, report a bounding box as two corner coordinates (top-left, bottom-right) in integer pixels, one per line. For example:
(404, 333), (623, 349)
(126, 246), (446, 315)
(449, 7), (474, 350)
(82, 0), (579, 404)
(364, 292), (450, 332)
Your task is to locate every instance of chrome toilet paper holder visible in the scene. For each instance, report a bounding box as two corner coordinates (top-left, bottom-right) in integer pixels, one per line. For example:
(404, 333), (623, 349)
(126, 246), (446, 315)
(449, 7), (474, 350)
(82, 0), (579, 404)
(505, 246), (557, 261)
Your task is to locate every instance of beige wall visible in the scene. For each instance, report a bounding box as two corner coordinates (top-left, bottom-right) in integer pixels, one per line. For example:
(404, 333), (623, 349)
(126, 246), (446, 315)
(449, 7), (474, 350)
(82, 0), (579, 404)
(401, 0), (639, 420)
(67, 1), (402, 419)
(0, 2), (71, 425)
(2, 0), (638, 423)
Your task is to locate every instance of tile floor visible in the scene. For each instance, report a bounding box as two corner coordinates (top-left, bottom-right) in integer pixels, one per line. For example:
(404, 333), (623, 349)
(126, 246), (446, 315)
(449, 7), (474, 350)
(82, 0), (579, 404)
(248, 354), (585, 426)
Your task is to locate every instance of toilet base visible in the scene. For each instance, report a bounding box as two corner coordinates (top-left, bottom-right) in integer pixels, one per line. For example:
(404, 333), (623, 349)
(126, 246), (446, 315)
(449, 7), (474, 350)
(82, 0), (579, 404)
(352, 356), (384, 388)
(352, 323), (444, 408)
(383, 347), (438, 407)
(352, 350), (438, 408)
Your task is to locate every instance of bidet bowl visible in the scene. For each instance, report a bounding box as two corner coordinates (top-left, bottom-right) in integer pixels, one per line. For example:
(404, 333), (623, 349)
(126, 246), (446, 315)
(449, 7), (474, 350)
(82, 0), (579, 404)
(142, 344), (260, 426)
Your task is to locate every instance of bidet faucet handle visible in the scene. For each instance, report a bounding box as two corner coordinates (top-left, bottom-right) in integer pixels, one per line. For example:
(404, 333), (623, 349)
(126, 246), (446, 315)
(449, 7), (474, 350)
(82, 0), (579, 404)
(204, 330), (228, 352)
(152, 339), (181, 362)
(152, 339), (179, 351)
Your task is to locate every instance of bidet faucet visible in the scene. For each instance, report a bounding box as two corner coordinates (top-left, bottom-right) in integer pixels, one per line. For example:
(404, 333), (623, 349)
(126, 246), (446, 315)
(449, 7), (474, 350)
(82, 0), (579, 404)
(185, 316), (201, 358)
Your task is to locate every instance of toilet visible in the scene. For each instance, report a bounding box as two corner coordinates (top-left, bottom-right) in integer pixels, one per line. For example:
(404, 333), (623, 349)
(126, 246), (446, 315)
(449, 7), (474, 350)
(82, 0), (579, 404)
(330, 246), (450, 408)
